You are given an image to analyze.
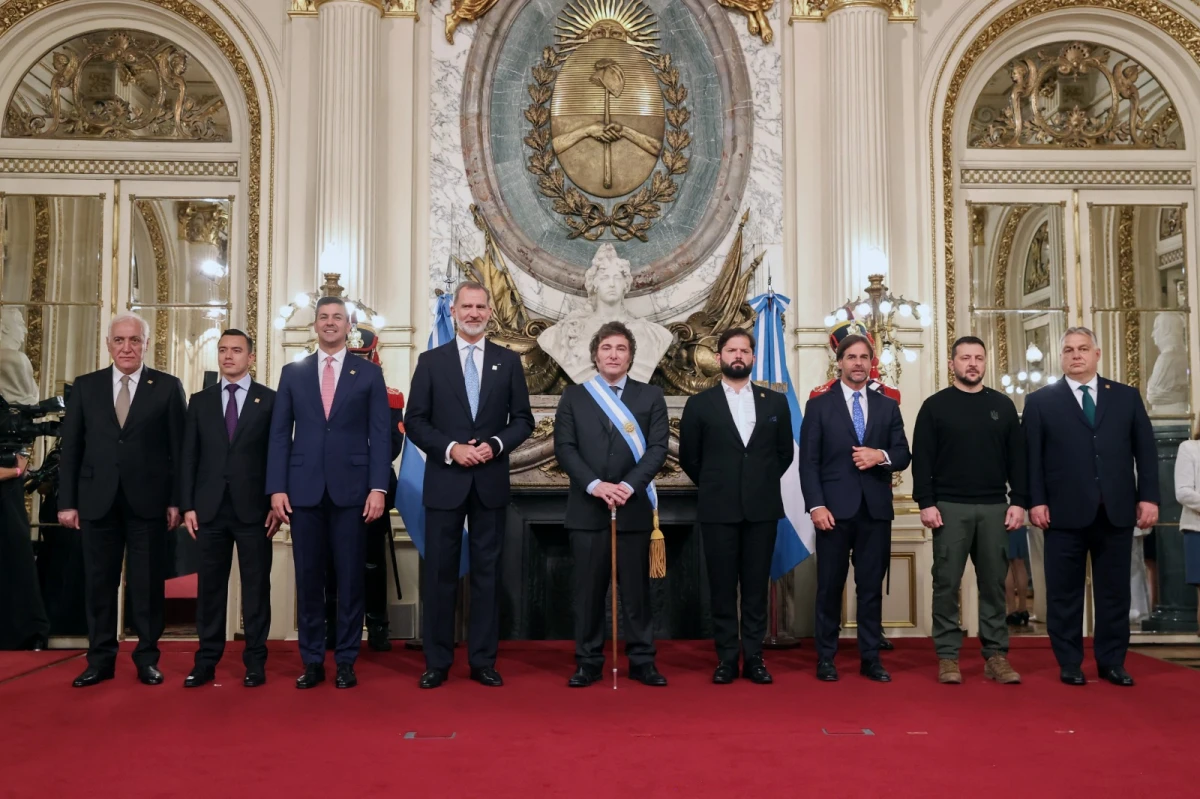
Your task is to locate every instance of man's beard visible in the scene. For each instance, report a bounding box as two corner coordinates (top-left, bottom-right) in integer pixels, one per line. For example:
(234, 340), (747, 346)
(954, 370), (983, 386)
(720, 361), (752, 380)
(457, 319), (488, 337)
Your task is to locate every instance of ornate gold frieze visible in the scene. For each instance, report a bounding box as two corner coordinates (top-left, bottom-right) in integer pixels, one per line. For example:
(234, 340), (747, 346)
(442, 0), (498, 43)
(5, 30), (231, 142)
(971, 41), (1180, 149)
(716, 1), (777, 44)
(290, 0), (408, 16)
(26, 197), (50, 386)
(1160, 207), (1183, 239)
(0, 158), (238, 177)
(969, 205), (986, 247)
(960, 168), (1192, 186)
(1117, 206), (1139, 389)
(935, 0), (1200, 368)
(176, 201), (230, 245)
(790, 0), (915, 22)
(135, 200), (171, 371)
(526, 0), (691, 242)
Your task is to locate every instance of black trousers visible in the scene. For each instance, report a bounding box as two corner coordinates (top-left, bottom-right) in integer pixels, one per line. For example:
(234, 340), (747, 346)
(1044, 506), (1132, 670)
(570, 527), (655, 670)
(326, 514), (390, 631)
(702, 520), (775, 663)
(291, 491), (366, 666)
(81, 487), (166, 670)
(815, 505), (889, 662)
(423, 484), (503, 672)
(193, 494), (272, 671)
(0, 478), (49, 649)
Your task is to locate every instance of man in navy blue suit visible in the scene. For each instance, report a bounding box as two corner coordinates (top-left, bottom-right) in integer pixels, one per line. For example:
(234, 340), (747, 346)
(267, 296), (391, 689)
(1023, 327), (1158, 687)
(799, 334), (910, 683)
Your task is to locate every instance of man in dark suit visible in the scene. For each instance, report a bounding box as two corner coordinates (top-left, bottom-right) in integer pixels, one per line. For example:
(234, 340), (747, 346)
(799, 334), (910, 683)
(1023, 327), (1159, 687)
(58, 312), (186, 688)
(404, 281), (534, 689)
(679, 327), (792, 685)
(554, 321), (669, 687)
(179, 330), (279, 688)
(267, 297), (391, 690)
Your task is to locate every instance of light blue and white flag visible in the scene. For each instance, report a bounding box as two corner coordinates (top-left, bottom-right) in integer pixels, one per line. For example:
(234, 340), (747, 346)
(750, 290), (815, 580)
(396, 292), (469, 577)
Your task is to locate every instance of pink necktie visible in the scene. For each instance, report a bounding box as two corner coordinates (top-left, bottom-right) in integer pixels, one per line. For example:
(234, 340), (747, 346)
(321, 356), (335, 419)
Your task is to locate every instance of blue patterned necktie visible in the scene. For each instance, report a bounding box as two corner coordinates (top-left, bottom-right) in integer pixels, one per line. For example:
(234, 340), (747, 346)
(852, 390), (866, 444)
(464, 344), (480, 420)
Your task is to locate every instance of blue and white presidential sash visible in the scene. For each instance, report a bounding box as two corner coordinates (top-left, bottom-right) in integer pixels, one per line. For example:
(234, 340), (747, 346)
(582, 375), (658, 512)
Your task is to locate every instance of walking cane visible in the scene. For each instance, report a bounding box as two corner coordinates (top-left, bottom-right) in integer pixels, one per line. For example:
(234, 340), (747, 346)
(611, 504), (618, 690)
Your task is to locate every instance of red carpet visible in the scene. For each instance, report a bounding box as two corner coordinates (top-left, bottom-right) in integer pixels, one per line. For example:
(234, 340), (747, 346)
(0, 638), (1195, 798)
(0, 649), (80, 684)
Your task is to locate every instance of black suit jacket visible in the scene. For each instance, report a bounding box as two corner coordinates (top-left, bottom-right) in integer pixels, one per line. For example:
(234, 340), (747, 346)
(554, 379), (669, 531)
(404, 339), (534, 510)
(678, 383), (793, 523)
(179, 380), (276, 526)
(59, 365), (186, 520)
(1023, 377), (1159, 529)
(798, 385), (910, 521)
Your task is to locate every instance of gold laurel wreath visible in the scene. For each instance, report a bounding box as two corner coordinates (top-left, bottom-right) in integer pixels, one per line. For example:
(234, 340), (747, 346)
(524, 47), (690, 242)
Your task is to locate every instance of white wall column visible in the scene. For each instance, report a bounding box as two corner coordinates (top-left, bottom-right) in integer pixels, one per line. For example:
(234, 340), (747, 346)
(314, 0), (381, 300)
(827, 0), (892, 299)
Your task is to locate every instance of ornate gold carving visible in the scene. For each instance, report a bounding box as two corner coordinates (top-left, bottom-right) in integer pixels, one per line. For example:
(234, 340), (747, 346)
(716, 1), (776, 44)
(525, 0), (691, 241)
(656, 211), (762, 395)
(991, 206), (1031, 376)
(5, 30), (230, 141)
(290, 0), (407, 15)
(1023, 222), (1051, 294)
(970, 205), (986, 246)
(453, 205), (567, 395)
(443, 0), (499, 44)
(135, 200), (171, 370)
(383, 0), (418, 17)
(936, 0), (1200, 368)
(971, 42), (1181, 149)
(528, 417), (556, 441)
(1117, 206), (1139, 389)
(175, 202), (230, 245)
(25, 197), (50, 386)
(790, 0), (915, 22)
(1160, 207), (1183, 239)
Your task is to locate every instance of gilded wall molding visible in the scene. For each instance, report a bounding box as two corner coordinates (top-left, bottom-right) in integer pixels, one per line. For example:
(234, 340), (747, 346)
(26, 196), (50, 385)
(290, 0), (411, 16)
(960, 167), (1192, 186)
(134, 200), (171, 371)
(1117, 205), (1139, 388)
(936, 0), (1200, 368)
(717, 1), (777, 43)
(992, 205), (1032, 375)
(790, 0), (915, 23)
(0, 158), (238, 177)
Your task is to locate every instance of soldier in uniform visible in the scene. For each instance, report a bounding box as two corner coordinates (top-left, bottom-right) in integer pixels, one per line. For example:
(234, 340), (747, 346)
(325, 320), (406, 652)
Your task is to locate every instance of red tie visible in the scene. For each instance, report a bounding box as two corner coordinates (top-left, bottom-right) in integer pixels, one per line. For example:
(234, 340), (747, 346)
(321, 356), (336, 419)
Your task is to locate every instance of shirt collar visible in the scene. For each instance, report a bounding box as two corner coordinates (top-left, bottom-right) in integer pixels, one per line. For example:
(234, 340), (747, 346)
(220, 374), (252, 392)
(457, 335), (485, 353)
(1065, 375), (1098, 393)
(840, 380), (867, 401)
(113, 363), (144, 385)
(722, 379), (752, 396)
(606, 374), (629, 391)
(317, 347), (346, 364)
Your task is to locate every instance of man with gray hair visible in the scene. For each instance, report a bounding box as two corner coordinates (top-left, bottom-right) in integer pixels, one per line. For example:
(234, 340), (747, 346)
(1023, 326), (1159, 687)
(58, 312), (186, 688)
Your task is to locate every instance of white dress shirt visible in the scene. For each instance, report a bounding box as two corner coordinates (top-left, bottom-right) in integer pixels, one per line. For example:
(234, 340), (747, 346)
(112, 363), (144, 404)
(586, 375), (634, 497)
(444, 335), (505, 464)
(220, 373), (252, 417)
(722, 379), (757, 446)
(810, 381), (891, 513)
(1064, 375), (1100, 410)
(316, 347), (348, 391)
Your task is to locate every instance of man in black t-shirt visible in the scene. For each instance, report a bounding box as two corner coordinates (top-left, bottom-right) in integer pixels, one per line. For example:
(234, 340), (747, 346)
(912, 336), (1027, 685)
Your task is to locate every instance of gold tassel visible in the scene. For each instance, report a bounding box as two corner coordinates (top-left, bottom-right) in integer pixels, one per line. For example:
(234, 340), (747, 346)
(649, 510), (666, 579)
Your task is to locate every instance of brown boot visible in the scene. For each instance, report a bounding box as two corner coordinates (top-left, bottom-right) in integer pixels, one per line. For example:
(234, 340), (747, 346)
(937, 658), (962, 684)
(984, 654), (1021, 684)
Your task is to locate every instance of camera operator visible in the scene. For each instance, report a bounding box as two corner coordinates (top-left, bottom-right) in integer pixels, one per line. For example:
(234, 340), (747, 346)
(0, 450), (50, 650)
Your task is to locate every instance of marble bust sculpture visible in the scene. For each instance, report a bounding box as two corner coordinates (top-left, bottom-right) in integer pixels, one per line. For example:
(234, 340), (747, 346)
(537, 244), (673, 385)
(1146, 312), (1188, 414)
(0, 306), (39, 405)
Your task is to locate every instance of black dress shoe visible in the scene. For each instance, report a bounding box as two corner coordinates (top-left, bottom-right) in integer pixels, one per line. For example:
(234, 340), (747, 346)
(296, 664), (326, 689)
(419, 668), (448, 689)
(243, 671), (266, 688)
(1059, 666), (1086, 686)
(743, 656), (773, 685)
(568, 666), (602, 687)
(138, 665), (164, 686)
(469, 666), (503, 687)
(879, 637), (894, 651)
(183, 667), (214, 688)
(72, 666), (114, 688)
(629, 663), (668, 686)
(335, 664), (358, 689)
(1099, 666), (1135, 686)
(367, 624), (392, 653)
(860, 660), (891, 682)
(712, 661), (738, 684)
(816, 658), (839, 682)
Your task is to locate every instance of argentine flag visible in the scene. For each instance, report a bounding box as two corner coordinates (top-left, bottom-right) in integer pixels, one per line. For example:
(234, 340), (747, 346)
(750, 290), (816, 580)
(395, 292), (469, 577)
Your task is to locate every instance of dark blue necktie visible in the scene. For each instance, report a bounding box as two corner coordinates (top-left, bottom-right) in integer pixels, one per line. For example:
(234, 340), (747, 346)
(225, 383), (239, 440)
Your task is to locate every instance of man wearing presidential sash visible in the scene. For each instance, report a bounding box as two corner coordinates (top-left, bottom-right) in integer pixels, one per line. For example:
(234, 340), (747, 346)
(553, 321), (669, 687)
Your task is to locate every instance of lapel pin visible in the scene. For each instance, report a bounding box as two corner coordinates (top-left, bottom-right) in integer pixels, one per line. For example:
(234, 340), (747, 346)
(1105, 384), (1111, 389)
(350, 369), (356, 375)
(254, 398), (261, 403)
(146, 379), (154, 385)
(759, 391), (765, 398)
(492, 364), (499, 370)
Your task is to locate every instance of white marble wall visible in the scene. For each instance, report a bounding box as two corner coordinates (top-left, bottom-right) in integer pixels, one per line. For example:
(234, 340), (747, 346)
(427, 2), (784, 328)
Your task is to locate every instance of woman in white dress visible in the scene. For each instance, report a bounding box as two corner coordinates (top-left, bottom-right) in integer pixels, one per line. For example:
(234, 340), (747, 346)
(1172, 430), (1200, 634)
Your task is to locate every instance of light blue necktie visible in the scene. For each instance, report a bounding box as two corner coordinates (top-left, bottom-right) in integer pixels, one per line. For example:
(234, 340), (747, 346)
(852, 390), (866, 444)
(464, 344), (480, 420)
